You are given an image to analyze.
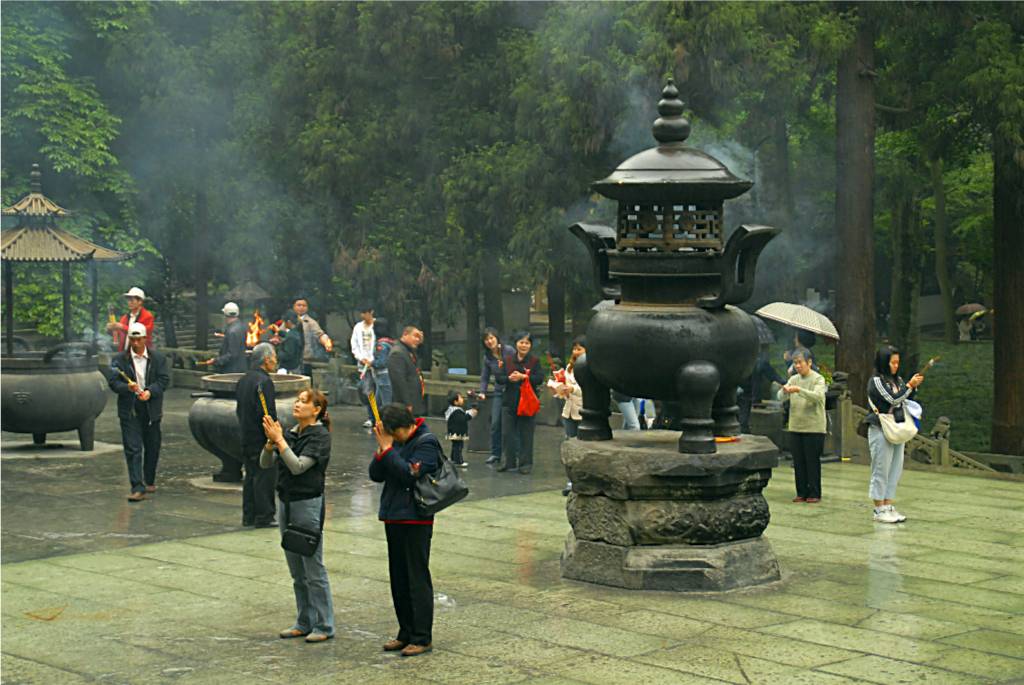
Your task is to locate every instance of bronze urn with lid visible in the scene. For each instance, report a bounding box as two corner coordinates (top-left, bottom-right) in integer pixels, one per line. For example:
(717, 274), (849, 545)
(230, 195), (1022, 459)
(571, 79), (779, 453)
(560, 80), (783, 592)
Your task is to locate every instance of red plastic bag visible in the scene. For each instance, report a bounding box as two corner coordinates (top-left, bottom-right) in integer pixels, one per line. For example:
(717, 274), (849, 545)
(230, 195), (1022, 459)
(517, 377), (541, 417)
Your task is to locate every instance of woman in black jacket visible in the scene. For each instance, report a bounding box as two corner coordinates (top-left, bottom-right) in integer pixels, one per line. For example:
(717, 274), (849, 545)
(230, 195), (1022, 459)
(478, 328), (513, 464)
(866, 346), (924, 524)
(495, 331), (545, 475)
(369, 403), (441, 657)
(261, 388), (335, 643)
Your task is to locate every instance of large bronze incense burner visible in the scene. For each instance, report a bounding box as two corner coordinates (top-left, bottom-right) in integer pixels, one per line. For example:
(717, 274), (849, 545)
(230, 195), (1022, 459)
(571, 80), (778, 454)
(561, 80), (782, 592)
(188, 373), (307, 483)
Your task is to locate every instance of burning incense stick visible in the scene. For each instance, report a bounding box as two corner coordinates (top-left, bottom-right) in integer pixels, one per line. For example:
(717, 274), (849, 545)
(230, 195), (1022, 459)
(257, 385), (269, 417)
(117, 369), (143, 396)
(368, 392), (381, 424)
(918, 356), (940, 375)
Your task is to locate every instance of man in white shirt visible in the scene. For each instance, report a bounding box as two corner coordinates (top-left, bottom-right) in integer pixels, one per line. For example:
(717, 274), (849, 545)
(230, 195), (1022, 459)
(108, 323), (170, 501)
(350, 306), (377, 428)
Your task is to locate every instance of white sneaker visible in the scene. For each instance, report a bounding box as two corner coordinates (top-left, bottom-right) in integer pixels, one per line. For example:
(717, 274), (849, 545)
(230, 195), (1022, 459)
(873, 507), (900, 524)
(362, 419), (372, 428)
(888, 505), (907, 522)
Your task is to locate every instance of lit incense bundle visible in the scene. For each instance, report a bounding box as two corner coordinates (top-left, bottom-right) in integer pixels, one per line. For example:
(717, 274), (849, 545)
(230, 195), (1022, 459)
(257, 385), (270, 417)
(117, 369), (143, 396)
(368, 392), (381, 424)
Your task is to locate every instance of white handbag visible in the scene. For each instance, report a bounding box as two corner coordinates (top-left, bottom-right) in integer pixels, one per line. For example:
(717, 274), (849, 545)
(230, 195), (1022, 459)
(868, 398), (918, 445)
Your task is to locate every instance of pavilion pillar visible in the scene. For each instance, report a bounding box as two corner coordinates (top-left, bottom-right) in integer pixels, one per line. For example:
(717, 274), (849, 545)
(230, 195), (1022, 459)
(62, 262), (71, 342)
(90, 260), (98, 347)
(4, 260), (13, 355)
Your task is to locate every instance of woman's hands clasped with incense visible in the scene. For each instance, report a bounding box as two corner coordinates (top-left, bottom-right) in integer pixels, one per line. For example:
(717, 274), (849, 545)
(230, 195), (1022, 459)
(372, 421), (394, 453)
(907, 373), (925, 389)
(263, 415), (285, 449)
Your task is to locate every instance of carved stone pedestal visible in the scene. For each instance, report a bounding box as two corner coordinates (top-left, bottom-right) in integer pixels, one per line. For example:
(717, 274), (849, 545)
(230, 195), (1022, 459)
(560, 430), (781, 592)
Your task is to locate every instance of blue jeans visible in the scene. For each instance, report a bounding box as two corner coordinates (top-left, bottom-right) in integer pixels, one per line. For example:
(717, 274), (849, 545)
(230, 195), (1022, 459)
(278, 496), (334, 635)
(489, 394), (504, 457)
(375, 371), (393, 406)
(616, 398), (642, 431)
(868, 426), (905, 501)
(564, 418), (579, 439)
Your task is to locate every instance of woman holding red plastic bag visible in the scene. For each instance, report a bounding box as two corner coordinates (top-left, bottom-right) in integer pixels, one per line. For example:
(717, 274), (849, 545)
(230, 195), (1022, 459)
(495, 331), (545, 475)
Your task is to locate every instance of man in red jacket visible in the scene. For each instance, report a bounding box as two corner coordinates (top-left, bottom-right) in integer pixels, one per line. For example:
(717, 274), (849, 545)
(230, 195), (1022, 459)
(108, 286), (155, 351)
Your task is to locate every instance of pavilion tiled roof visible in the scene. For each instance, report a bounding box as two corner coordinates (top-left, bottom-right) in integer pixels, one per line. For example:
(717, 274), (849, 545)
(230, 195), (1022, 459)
(0, 226), (128, 262)
(1, 164), (129, 263)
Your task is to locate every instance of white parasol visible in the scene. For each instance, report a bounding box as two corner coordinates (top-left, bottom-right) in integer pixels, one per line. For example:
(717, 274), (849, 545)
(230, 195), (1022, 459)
(754, 302), (840, 341)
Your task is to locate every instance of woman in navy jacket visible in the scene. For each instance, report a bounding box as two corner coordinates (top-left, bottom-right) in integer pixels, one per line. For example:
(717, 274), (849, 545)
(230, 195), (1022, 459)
(369, 403), (440, 657)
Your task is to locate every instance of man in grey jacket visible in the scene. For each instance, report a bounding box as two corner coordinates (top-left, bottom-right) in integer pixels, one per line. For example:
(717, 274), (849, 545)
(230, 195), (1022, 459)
(387, 325), (425, 416)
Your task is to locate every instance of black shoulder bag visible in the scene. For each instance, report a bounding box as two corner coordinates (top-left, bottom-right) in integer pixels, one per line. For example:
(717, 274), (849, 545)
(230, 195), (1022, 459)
(411, 435), (469, 516)
(280, 476), (325, 557)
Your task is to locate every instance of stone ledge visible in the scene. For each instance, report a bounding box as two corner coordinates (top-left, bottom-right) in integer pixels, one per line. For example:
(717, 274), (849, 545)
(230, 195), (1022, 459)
(563, 431), (780, 500)
(561, 531), (781, 592)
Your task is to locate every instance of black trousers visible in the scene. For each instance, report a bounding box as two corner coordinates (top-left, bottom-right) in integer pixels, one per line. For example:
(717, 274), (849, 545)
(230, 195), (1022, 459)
(242, 453), (278, 526)
(385, 523), (433, 645)
(790, 432), (825, 499)
(120, 413), (161, 494)
(501, 409), (535, 468)
(450, 440), (465, 464)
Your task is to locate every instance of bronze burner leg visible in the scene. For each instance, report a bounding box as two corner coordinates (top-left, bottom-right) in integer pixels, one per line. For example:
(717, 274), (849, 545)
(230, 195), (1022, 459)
(677, 360), (719, 454)
(78, 418), (96, 451)
(712, 386), (742, 437)
(574, 353), (612, 441)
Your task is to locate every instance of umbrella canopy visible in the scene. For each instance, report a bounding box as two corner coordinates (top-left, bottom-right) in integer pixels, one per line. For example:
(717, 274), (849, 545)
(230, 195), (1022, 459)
(751, 315), (775, 345)
(755, 302), (839, 341)
(955, 303), (986, 316)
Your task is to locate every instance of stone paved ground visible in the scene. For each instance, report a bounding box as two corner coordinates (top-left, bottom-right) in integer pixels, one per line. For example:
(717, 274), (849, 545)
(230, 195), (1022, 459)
(3, 390), (1023, 684)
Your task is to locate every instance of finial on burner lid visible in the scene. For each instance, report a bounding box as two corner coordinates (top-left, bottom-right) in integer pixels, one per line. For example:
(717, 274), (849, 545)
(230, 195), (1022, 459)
(652, 79), (691, 144)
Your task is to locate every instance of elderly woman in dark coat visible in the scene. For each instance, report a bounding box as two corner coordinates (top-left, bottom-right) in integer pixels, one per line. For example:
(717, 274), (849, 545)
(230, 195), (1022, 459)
(370, 404), (441, 657)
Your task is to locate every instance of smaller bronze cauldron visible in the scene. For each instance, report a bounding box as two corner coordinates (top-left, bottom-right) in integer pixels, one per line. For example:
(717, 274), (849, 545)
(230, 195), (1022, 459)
(1, 343), (108, 450)
(188, 373), (308, 482)
(571, 80), (779, 453)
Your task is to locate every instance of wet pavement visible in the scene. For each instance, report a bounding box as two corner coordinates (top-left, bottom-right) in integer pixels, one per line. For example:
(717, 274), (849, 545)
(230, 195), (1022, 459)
(2, 389), (568, 564)
(3, 389), (1024, 683)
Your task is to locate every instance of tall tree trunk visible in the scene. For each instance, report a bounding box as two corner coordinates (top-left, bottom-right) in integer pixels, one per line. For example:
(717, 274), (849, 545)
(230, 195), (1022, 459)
(464, 271), (481, 374)
(547, 269), (566, 359)
(930, 158), (957, 344)
(771, 114), (796, 225)
(991, 129), (1024, 455)
(418, 294), (432, 373)
(481, 249), (504, 333)
(834, 9), (877, 405)
(194, 190), (210, 351)
(889, 195), (923, 375)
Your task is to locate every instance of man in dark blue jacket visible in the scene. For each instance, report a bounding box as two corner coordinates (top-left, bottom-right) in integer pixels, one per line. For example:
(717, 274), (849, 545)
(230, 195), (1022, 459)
(369, 404), (439, 657)
(109, 322), (171, 501)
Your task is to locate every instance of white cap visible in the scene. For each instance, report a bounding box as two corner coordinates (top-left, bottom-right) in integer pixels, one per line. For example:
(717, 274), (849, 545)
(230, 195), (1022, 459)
(127, 322), (148, 338)
(124, 286), (145, 300)
(222, 302), (240, 316)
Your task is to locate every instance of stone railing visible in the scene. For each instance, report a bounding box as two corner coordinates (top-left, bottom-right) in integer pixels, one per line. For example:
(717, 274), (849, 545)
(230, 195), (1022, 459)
(836, 393), (998, 473)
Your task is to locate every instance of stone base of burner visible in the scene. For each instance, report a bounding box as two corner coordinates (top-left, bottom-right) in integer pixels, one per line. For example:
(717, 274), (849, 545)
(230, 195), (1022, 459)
(560, 430), (781, 592)
(561, 532), (780, 592)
